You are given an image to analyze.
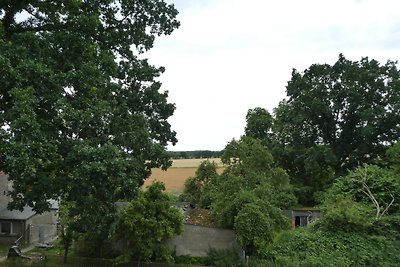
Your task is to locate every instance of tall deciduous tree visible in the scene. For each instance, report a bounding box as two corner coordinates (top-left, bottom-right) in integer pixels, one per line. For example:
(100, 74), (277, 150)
(276, 54), (400, 170)
(272, 54), (400, 204)
(0, 0), (179, 239)
(205, 137), (293, 255)
(245, 107), (273, 145)
(385, 140), (400, 173)
(210, 137), (295, 228)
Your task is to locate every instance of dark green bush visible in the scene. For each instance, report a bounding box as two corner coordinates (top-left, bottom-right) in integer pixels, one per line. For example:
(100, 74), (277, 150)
(174, 255), (206, 265)
(205, 249), (244, 267)
(265, 227), (400, 267)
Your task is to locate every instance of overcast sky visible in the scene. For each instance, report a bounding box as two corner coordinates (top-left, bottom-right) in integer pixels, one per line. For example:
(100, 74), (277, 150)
(143, 0), (400, 151)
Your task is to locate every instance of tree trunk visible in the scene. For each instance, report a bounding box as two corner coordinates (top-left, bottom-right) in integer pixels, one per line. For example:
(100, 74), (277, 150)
(63, 244), (69, 263)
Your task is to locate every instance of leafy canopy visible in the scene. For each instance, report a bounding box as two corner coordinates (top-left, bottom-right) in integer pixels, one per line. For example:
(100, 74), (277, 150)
(179, 160), (219, 206)
(205, 137), (294, 255)
(245, 107), (273, 145)
(321, 164), (400, 232)
(113, 181), (183, 263)
(0, 0), (180, 241)
(269, 54), (400, 205)
(275, 54), (400, 171)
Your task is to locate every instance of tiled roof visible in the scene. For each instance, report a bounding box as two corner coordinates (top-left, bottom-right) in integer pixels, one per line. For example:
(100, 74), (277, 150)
(0, 206), (36, 220)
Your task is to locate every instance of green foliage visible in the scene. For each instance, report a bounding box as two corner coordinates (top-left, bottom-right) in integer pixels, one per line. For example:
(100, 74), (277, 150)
(263, 163), (400, 267)
(57, 202), (77, 262)
(205, 249), (244, 267)
(113, 181), (183, 263)
(266, 227), (400, 267)
(235, 202), (290, 256)
(276, 54), (400, 169)
(221, 137), (273, 168)
(179, 160), (219, 206)
(386, 140), (400, 173)
(271, 54), (400, 205)
(213, 138), (296, 223)
(320, 164), (400, 235)
(0, 1), (180, 259)
(212, 183), (259, 228)
(179, 176), (200, 204)
(324, 165), (400, 216)
(321, 195), (374, 232)
(245, 107), (273, 144)
(174, 255), (207, 265)
(205, 137), (295, 255)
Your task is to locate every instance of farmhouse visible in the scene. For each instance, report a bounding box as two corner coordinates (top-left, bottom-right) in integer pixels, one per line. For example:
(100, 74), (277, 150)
(0, 172), (58, 245)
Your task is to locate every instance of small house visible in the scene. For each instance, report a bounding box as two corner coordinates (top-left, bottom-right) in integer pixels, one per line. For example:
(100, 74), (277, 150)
(0, 172), (58, 245)
(283, 208), (321, 228)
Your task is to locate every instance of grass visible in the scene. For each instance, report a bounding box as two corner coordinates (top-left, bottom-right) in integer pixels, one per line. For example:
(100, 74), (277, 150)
(0, 245), (114, 267)
(1, 253), (206, 267)
(0, 244), (11, 258)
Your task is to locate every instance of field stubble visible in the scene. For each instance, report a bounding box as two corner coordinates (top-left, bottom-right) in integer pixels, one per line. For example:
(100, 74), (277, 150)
(144, 158), (224, 194)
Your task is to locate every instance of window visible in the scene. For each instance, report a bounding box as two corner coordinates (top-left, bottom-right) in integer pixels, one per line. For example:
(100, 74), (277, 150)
(294, 216), (308, 227)
(0, 222), (14, 235)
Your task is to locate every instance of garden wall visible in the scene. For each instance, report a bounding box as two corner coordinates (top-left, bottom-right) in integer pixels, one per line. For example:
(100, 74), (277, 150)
(167, 224), (238, 257)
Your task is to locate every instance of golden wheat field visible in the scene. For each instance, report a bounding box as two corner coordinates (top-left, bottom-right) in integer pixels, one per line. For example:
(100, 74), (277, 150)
(143, 158), (223, 194)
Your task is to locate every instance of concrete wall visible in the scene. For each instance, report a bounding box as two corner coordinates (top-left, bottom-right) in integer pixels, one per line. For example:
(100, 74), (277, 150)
(26, 223), (57, 244)
(26, 211), (58, 244)
(167, 224), (238, 257)
(28, 210), (58, 225)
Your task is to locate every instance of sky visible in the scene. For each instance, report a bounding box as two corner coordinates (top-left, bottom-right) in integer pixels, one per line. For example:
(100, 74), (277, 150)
(143, 0), (400, 151)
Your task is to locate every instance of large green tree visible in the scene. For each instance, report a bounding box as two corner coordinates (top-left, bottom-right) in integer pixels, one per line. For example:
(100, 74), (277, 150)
(271, 54), (400, 204)
(113, 181), (183, 263)
(207, 137), (294, 248)
(245, 107), (273, 145)
(275, 55), (400, 166)
(385, 140), (400, 173)
(0, 0), (179, 239)
(179, 160), (219, 206)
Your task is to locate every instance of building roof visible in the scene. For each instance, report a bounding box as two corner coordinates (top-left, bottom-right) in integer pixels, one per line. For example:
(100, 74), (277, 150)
(48, 199), (59, 210)
(0, 206), (36, 220)
(186, 208), (217, 228)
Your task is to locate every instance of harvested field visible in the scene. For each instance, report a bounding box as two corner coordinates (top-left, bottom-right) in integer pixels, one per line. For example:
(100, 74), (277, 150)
(145, 167), (197, 194)
(144, 158), (224, 194)
(169, 158), (223, 168)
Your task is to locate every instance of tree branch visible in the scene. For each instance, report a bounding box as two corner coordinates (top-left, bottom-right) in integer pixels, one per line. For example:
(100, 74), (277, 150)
(381, 194), (395, 218)
(12, 22), (67, 34)
(358, 165), (395, 220)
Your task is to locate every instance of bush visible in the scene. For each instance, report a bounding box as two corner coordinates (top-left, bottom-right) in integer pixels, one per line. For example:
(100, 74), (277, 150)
(174, 255), (206, 265)
(205, 249), (244, 267)
(265, 227), (400, 267)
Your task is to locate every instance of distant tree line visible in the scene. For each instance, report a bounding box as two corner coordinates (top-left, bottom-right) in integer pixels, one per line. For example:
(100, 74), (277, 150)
(168, 150), (224, 159)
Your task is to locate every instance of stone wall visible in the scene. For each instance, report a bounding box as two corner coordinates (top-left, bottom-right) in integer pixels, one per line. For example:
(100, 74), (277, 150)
(26, 211), (58, 244)
(167, 224), (238, 257)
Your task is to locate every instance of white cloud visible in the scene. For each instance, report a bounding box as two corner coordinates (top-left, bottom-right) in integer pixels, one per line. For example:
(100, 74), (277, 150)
(144, 0), (400, 151)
